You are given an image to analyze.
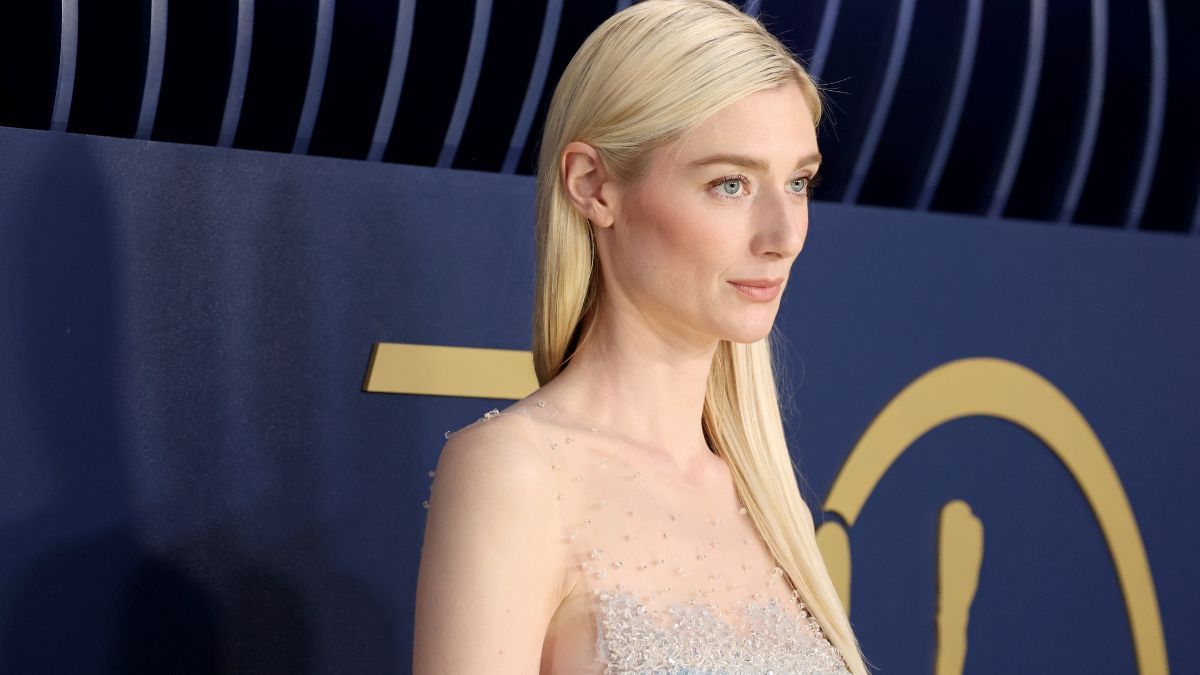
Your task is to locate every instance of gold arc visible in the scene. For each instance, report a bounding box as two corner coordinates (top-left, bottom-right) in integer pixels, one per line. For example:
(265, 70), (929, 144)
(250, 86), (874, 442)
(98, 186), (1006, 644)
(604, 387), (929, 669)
(822, 357), (1167, 674)
(815, 521), (851, 612)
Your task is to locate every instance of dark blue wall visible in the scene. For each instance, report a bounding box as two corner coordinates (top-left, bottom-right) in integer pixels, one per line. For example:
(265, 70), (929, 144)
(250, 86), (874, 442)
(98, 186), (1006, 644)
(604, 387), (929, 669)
(1, 125), (1196, 673)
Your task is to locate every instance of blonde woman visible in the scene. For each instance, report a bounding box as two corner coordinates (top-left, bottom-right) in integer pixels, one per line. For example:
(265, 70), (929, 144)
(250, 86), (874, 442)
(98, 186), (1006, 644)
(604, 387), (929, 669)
(414, 1), (869, 672)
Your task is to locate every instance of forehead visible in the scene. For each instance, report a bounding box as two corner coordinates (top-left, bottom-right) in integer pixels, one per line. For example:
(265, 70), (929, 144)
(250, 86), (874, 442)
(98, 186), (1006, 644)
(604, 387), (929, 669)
(663, 82), (819, 168)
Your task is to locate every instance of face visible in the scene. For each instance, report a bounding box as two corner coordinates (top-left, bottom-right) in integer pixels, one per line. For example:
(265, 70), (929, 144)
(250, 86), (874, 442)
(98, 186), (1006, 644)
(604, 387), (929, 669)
(596, 81), (821, 345)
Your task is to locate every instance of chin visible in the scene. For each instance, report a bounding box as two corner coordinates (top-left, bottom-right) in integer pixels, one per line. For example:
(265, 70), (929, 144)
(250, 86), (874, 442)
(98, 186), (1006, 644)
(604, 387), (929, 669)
(721, 321), (776, 345)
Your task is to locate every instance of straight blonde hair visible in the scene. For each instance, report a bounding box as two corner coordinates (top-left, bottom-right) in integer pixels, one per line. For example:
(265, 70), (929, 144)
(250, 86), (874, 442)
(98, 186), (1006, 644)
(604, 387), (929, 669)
(531, 1), (869, 673)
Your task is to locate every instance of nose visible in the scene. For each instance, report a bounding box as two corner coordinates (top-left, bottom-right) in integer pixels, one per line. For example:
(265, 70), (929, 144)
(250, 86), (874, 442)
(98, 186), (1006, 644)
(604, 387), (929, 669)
(751, 187), (807, 260)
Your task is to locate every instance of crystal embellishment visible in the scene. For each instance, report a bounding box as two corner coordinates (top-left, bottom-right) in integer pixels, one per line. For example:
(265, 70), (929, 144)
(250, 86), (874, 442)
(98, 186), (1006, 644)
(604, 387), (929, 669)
(595, 590), (850, 674)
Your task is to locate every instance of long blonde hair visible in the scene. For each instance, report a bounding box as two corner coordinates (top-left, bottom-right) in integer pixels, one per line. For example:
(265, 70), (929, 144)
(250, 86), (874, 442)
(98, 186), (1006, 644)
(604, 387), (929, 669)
(530, 1), (869, 672)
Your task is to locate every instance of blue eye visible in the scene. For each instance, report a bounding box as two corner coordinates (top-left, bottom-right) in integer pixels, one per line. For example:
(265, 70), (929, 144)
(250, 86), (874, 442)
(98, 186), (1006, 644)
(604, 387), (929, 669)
(789, 177), (809, 194)
(719, 179), (743, 196)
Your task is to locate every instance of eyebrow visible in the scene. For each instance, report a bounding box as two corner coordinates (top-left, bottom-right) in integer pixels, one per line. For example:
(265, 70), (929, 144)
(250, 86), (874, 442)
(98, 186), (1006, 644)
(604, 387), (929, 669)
(686, 151), (823, 172)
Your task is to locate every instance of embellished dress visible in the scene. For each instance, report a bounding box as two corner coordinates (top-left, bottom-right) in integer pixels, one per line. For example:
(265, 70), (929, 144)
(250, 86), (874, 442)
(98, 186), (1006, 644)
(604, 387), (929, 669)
(437, 399), (851, 675)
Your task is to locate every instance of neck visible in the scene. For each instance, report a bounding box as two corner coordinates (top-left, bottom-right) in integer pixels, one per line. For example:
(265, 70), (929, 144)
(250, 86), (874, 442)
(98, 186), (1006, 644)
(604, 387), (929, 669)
(539, 301), (719, 473)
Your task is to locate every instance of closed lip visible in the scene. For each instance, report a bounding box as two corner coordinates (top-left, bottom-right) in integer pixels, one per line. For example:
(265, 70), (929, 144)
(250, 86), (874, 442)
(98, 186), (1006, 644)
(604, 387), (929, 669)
(727, 277), (784, 288)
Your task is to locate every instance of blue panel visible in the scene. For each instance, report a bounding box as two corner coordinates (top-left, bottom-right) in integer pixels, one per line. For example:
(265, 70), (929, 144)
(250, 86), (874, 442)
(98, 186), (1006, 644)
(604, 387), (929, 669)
(0, 125), (1196, 671)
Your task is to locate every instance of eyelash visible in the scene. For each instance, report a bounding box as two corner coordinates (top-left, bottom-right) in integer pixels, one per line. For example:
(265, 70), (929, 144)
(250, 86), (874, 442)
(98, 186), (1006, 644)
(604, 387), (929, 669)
(709, 173), (822, 202)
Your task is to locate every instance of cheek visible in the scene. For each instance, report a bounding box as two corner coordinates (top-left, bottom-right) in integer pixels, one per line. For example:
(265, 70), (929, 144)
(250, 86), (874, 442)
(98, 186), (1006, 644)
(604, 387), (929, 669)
(620, 181), (739, 302)
(651, 204), (734, 288)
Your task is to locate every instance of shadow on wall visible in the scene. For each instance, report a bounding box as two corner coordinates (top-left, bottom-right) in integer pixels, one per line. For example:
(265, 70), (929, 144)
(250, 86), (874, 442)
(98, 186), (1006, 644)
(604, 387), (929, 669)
(0, 137), (220, 673)
(0, 140), (358, 673)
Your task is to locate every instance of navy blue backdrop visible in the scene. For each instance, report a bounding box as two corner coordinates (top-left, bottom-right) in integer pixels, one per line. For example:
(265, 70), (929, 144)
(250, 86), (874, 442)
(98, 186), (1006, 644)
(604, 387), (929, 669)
(3, 0), (1200, 672)
(1, 124), (1196, 673)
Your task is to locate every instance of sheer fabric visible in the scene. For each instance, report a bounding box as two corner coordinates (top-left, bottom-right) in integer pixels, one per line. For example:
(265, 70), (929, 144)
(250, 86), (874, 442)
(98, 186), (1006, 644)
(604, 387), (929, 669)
(438, 399), (850, 674)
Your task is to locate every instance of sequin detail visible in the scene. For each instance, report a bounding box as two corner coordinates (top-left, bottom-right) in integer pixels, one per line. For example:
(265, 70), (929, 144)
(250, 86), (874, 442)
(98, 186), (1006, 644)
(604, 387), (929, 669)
(594, 589), (849, 674)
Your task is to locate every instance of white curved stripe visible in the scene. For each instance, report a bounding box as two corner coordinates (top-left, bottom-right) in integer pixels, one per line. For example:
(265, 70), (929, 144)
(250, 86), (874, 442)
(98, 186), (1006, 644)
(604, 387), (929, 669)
(292, 0), (336, 154)
(842, 0), (916, 204)
(1058, 0), (1108, 223)
(917, 0), (982, 210)
(51, 0), (79, 131)
(135, 0), (168, 139)
(1125, 0), (1166, 229)
(436, 0), (493, 168)
(502, 0), (562, 174)
(218, 0), (254, 147)
(809, 0), (841, 81)
(1192, 185), (1200, 234)
(368, 0), (417, 161)
(745, 0), (762, 17)
(988, 0), (1046, 219)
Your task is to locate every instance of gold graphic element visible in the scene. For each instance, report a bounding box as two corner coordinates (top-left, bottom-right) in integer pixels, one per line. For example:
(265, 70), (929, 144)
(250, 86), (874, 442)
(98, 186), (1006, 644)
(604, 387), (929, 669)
(363, 342), (538, 398)
(819, 356), (1167, 674)
(935, 500), (983, 675)
(815, 520), (851, 612)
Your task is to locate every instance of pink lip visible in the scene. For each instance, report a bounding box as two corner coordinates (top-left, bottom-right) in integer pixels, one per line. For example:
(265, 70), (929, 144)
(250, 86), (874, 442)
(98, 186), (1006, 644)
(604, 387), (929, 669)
(728, 278), (783, 302)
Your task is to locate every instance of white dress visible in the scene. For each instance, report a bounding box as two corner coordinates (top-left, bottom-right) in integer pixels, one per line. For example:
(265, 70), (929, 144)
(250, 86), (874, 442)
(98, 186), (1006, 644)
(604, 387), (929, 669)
(440, 399), (851, 675)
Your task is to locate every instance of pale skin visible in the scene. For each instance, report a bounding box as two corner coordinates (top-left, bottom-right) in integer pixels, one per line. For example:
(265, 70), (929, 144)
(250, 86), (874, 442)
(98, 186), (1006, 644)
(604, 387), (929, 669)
(412, 80), (821, 673)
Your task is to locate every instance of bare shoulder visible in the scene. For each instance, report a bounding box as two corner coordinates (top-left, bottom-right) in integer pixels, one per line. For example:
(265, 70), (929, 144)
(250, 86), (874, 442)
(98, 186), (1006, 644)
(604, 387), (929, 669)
(432, 408), (555, 507)
(415, 410), (567, 673)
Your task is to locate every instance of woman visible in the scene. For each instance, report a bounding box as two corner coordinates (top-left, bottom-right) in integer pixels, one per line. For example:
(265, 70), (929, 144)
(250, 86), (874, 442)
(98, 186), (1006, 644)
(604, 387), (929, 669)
(413, 1), (869, 672)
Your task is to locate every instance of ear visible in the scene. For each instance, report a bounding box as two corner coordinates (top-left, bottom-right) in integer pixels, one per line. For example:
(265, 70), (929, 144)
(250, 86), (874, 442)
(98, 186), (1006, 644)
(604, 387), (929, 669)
(560, 141), (617, 229)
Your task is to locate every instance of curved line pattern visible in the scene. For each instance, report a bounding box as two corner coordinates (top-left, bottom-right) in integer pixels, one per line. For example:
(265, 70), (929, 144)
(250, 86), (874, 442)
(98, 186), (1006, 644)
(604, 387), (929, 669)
(502, 0), (562, 174)
(436, 0), (493, 168)
(1192, 187), (1200, 235)
(1058, 0), (1108, 223)
(842, 0), (916, 204)
(917, 0), (981, 210)
(808, 0), (841, 81)
(822, 357), (1169, 674)
(218, 0), (255, 148)
(135, 0), (169, 139)
(292, 0), (336, 154)
(368, 0), (416, 162)
(51, 0), (79, 131)
(1126, 0), (1167, 229)
(988, 0), (1046, 218)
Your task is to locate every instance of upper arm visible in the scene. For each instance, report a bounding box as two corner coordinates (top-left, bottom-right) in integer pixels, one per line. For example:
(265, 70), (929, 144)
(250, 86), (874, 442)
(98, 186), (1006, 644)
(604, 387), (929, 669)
(412, 415), (564, 674)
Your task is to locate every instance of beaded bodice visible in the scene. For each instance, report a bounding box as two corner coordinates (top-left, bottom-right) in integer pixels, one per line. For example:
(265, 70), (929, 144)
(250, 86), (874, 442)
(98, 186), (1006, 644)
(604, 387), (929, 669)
(430, 398), (850, 675)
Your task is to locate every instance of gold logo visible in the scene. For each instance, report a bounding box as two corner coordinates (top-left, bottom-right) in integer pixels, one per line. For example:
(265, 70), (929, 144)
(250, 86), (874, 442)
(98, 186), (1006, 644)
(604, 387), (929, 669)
(818, 357), (1167, 674)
